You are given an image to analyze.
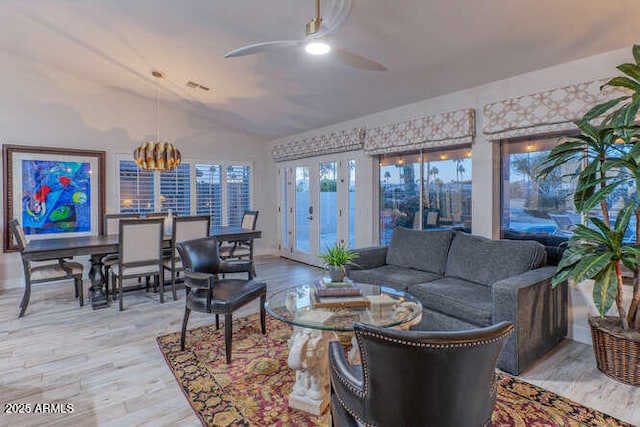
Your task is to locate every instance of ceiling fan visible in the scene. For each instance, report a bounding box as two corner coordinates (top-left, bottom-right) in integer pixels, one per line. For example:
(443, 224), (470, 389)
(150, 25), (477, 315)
(224, 0), (387, 71)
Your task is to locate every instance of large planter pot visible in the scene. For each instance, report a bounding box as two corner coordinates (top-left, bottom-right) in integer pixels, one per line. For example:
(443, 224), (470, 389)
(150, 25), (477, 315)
(589, 316), (640, 386)
(328, 265), (345, 282)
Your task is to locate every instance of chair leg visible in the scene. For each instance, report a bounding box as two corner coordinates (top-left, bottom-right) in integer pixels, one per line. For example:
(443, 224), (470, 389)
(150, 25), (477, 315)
(158, 272), (164, 304)
(18, 280), (31, 318)
(118, 275), (124, 311)
(260, 294), (266, 334)
(180, 306), (191, 351)
(73, 280), (78, 299)
(224, 313), (233, 364)
(77, 279), (84, 307)
(171, 267), (178, 301)
(215, 314), (219, 330)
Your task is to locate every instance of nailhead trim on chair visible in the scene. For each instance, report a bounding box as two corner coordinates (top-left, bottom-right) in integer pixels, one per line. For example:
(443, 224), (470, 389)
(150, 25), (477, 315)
(354, 326), (514, 396)
(332, 327), (511, 426)
(356, 327), (513, 349)
(334, 392), (374, 427)
(330, 362), (366, 398)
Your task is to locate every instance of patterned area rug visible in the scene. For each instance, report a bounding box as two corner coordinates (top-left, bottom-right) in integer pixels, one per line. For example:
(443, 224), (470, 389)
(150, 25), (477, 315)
(157, 314), (631, 427)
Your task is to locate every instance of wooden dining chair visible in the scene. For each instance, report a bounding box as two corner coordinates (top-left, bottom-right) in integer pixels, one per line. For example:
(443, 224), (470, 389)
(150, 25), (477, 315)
(102, 213), (139, 299)
(219, 210), (259, 261)
(145, 212), (175, 258)
(163, 215), (211, 300)
(9, 219), (84, 317)
(110, 218), (164, 311)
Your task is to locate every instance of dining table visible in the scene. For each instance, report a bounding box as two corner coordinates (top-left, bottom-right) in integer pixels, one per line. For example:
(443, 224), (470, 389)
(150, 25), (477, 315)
(21, 226), (262, 310)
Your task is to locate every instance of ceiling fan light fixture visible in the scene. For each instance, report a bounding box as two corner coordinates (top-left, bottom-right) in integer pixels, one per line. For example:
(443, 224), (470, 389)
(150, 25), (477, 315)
(305, 40), (331, 55)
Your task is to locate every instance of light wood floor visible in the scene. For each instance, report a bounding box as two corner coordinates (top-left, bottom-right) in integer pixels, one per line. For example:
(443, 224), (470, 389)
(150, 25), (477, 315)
(1, 256), (638, 426)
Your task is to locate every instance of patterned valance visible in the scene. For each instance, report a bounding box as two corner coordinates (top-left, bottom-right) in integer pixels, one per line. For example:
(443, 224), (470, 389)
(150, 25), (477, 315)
(483, 78), (626, 140)
(271, 127), (365, 162)
(364, 109), (475, 155)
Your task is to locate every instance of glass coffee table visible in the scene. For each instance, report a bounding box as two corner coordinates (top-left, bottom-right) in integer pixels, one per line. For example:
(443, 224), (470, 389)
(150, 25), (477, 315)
(265, 283), (422, 415)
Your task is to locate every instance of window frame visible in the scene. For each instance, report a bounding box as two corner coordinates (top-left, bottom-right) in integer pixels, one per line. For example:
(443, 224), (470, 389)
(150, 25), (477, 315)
(378, 145), (473, 245)
(498, 132), (581, 239)
(115, 154), (254, 226)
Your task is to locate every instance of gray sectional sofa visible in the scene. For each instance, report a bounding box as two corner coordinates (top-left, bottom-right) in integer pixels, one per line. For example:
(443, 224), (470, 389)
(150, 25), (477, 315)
(346, 227), (568, 375)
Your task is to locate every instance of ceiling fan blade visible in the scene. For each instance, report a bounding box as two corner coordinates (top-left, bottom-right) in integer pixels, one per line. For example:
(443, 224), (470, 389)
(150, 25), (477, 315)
(333, 47), (387, 71)
(224, 40), (303, 58)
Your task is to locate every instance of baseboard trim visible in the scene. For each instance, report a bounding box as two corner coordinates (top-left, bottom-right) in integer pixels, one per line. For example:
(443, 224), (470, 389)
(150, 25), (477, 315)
(567, 323), (592, 345)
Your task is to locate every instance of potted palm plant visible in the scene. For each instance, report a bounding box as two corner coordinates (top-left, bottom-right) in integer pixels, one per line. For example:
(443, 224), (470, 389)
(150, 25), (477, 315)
(540, 44), (640, 385)
(318, 243), (359, 283)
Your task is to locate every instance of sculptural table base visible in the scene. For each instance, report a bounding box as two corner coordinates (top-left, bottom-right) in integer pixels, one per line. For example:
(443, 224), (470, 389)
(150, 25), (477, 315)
(286, 312), (423, 415)
(287, 326), (338, 416)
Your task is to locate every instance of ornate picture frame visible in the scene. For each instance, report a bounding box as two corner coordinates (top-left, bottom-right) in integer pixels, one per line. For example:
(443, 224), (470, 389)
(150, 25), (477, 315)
(3, 144), (106, 252)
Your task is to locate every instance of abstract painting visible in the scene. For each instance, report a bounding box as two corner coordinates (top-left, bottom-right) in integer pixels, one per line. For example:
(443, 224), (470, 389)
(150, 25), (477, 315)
(21, 160), (92, 235)
(3, 145), (105, 252)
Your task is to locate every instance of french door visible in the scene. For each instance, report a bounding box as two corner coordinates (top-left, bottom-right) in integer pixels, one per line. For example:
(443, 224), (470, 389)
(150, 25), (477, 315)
(278, 154), (361, 265)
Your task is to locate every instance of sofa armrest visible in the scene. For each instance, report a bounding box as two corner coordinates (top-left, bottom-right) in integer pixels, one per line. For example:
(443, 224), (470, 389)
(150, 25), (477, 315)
(346, 246), (388, 272)
(492, 266), (568, 374)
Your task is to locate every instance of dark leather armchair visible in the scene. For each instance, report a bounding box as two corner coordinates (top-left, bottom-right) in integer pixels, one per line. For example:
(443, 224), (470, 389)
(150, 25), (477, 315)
(176, 236), (266, 364)
(329, 321), (513, 427)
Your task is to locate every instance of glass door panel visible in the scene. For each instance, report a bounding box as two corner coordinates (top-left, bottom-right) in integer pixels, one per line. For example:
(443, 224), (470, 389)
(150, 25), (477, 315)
(281, 168), (288, 250)
(319, 162), (338, 251)
(348, 160), (356, 248)
(295, 166), (310, 253)
(279, 156), (361, 264)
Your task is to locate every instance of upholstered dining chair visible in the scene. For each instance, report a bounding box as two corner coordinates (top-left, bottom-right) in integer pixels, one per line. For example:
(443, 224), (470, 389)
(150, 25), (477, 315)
(163, 215), (210, 300)
(176, 236), (266, 364)
(329, 321), (514, 427)
(102, 213), (139, 299)
(9, 219), (84, 317)
(219, 210), (259, 261)
(110, 218), (164, 311)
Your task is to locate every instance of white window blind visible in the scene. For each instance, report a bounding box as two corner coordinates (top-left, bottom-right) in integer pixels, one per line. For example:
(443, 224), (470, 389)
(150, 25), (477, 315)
(226, 165), (251, 227)
(196, 164), (223, 228)
(160, 164), (191, 216)
(118, 157), (252, 226)
(118, 160), (154, 214)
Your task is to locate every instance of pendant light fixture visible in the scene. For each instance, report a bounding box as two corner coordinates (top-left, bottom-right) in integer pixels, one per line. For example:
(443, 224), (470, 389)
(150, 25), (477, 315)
(133, 70), (181, 171)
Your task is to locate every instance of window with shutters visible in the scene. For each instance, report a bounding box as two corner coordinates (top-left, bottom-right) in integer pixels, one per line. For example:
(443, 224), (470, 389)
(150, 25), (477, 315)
(118, 160), (155, 214)
(117, 155), (252, 227)
(160, 163), (191, 216)
(196, 164), (223, 229)
(226, 165), (251, 227)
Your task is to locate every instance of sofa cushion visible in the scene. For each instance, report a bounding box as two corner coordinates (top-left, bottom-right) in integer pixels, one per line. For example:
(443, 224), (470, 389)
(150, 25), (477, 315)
(445, 232), (546, 286)
(502, 230), (567, 266)
(386, 228), (453, 274)
(348, 265), (441, 292)
(409, 277), (493, 326)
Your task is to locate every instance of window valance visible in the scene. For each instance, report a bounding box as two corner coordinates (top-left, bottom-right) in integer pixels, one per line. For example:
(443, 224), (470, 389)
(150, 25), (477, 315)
(482, 78), (625, 140)
(363, 109), (475, 155)
(271, 127), (365, 162)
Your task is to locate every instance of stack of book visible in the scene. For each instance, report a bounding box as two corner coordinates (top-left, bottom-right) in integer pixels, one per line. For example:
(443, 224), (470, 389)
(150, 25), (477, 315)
(312, 277), (370, 308)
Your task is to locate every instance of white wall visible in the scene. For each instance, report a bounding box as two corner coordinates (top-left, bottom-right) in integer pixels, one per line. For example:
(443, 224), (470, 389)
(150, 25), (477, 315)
(269, 45), (634, 344)
(0, 51), (277, 292)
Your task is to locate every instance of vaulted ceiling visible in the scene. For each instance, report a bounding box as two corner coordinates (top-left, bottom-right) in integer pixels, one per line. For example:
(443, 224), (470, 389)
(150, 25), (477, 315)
(1, 0), (639, 139)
